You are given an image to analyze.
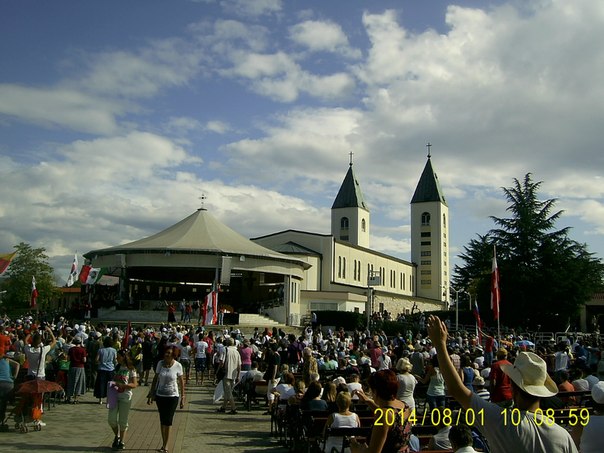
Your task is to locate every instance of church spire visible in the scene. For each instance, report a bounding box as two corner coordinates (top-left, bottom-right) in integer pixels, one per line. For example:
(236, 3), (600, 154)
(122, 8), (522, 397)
(411, 149), (447, 206)
(332, 157), (368, 210)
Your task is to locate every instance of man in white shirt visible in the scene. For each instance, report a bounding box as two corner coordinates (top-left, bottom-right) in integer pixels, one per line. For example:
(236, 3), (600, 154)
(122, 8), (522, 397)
(218, 338), (241, 414)
(25, 326), (57, 380)
(427, 315), (578, 453)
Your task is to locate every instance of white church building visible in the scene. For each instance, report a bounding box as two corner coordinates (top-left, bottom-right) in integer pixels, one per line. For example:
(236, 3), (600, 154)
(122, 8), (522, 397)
(252, 153), (449, 324)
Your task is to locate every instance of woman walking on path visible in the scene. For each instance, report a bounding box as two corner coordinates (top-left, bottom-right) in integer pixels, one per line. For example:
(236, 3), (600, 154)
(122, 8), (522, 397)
(147, 345), (185, 453)
(66, 336), (87, 404)
(108, 349), (138, 451)
(95, 336), (117, 405)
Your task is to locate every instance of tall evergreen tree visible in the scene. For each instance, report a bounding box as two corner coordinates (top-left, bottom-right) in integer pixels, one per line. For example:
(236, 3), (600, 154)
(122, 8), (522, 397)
(454, 174), (604, 330)
(0, 242), (60, 311)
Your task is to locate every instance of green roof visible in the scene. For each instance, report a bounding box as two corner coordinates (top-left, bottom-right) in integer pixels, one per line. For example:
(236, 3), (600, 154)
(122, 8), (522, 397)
(411, 158), (447, 205)
(331, 165), (369, 210)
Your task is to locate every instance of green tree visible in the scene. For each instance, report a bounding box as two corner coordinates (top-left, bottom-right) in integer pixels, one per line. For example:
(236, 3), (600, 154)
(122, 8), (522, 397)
(454, 174), (604, 330)
(0, 242), (60, 312)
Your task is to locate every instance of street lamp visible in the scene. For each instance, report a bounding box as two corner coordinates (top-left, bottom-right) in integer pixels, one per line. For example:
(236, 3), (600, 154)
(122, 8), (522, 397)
(462, 289), (473, 310)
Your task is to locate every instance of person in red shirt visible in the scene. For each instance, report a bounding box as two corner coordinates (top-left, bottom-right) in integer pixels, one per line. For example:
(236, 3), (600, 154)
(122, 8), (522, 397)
(66, 337), (88, 403)
(489, 348), (513, 407)
(0, 332), (11, 358)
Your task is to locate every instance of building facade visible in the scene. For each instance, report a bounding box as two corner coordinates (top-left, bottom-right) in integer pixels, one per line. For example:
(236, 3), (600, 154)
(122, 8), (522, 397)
(253, 155), (448, 322)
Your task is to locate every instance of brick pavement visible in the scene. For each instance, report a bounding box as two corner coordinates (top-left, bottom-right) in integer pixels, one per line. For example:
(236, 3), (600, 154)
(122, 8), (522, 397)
(0, 377), (288, 453)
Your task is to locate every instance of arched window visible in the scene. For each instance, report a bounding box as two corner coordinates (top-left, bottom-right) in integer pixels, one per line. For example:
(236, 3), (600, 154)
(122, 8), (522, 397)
(340, 217), (349, 228)
(421, 212), (431, 226)
(361, 218), (366, 232)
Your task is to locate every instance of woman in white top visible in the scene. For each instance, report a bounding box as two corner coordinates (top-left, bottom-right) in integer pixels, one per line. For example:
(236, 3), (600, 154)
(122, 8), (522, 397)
(323, 391), (361, 453)
(147, 346), (184, 453)
(395, 357), (417, 410)
(273, 372), (296, 405)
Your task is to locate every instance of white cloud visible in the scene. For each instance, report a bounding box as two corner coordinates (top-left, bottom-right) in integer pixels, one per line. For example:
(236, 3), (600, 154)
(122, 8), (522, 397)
(166, 116), (203, 135)
(78, 38), (202, 99)
(289, 20), (361, 59)
(223, 107), (362, 184)
(219, 0), (282, 18)
(205, 120), (231, 134)
(226, 51), (354, 101)
(0, 84), (123, 134)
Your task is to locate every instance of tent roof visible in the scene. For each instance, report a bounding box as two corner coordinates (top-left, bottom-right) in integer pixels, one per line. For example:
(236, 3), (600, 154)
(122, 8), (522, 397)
(84, 209), (308, 266)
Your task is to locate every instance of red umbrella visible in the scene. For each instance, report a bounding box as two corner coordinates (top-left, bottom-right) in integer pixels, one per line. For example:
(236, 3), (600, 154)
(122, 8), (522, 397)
(17, 379), (63, 394)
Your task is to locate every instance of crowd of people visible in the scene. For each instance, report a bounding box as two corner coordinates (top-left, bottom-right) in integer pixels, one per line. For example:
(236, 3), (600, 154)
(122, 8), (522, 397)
(1, 311), (604, 452)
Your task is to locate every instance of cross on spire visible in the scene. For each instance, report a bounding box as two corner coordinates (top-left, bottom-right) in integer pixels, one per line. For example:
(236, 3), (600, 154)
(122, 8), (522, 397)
(349, 150), (354, 166)
(426, 142), (432, 158)
(198, 193), (207, 210)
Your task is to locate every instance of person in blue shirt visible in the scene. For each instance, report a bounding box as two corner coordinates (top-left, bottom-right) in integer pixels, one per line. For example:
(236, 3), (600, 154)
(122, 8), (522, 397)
(0, 352), (20, 430)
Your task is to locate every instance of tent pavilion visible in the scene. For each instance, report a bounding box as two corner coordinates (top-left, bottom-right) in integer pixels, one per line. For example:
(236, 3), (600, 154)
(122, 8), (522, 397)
(83, 208), (310, 325)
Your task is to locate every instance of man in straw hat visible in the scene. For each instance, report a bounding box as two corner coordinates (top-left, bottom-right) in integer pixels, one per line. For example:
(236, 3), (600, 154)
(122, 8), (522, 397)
(427, 315), (577, 453)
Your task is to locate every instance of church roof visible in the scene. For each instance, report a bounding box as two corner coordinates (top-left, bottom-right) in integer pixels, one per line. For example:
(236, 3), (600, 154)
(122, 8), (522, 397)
(331, 164), (369, 210)
(85, 209), (305, 264)
(269, 241), (321, 256)
(411, 157), (447, 206)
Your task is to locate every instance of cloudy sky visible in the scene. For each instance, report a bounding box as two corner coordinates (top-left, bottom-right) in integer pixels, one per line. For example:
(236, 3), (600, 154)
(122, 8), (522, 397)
(1, 0), (603, 284)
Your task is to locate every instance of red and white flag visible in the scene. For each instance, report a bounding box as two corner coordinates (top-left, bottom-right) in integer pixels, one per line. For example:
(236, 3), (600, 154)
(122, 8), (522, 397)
(473, 301), (483, 344)
(31, 276), (39, 309)
(490, 245), (500, 321)
(66, 254), (79, 287)
(202, 290), (218, 326)
(122, 321), (131, 350)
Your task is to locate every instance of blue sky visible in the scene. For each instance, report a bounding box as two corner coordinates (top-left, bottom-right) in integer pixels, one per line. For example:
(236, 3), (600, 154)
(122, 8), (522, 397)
(2, 0), (604, 287)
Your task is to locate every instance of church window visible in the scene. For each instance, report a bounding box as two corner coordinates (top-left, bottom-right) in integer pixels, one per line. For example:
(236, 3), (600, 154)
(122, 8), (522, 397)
(421, 241), (431, 246)
(421, 270), (431, 275)
(421, 279), (431, 285)
(421, 232), (431, 237)
(340, 217), (349, 241)
(338, 256), (342, 278)
(421, 212), (431, 226)
(443, 213), (446, 228)
(361, 219), (366, 232)
(342, 257), (346, 278)
(421, 260), (431, 265)
(421, 251), (431, 257)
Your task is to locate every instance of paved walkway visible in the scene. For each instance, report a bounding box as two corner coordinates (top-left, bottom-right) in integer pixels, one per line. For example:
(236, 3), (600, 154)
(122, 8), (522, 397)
(0, 377), (289, 453)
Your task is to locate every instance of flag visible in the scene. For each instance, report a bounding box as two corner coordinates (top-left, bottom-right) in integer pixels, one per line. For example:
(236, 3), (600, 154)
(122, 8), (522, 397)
(0, 252), (16, 275)
(473, 301), (483, 344)
(122, 321), (131, 350)
(202, 290), (218, 326)
(490, 245), (500, 320)
(31, 276), (39, 309)
(66, 254), (79, 287)
(79, 265), (104, 285)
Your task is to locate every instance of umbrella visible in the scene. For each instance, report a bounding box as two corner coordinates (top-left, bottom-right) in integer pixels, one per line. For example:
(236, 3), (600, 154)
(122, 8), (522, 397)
(515, 340), (535, 348)
(17, 379), (63, 394)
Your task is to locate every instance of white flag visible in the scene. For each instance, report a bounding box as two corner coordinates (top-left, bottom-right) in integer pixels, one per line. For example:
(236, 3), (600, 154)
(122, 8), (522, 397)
(66, 254), (79, 287)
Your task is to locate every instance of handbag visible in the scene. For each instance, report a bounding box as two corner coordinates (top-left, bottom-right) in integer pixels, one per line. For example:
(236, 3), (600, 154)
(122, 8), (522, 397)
(215, 348), (228, 382)
(215, 367), (225, 383)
